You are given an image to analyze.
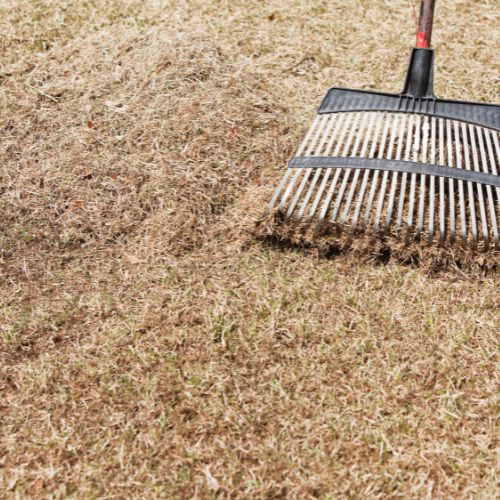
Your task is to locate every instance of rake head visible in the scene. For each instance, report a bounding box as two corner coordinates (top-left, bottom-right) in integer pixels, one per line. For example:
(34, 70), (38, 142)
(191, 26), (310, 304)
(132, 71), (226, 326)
(267, 17), (500, 251)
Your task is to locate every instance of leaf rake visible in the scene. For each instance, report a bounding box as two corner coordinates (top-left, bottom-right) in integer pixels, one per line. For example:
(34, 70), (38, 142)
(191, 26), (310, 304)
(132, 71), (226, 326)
(267, 0), (500, 250)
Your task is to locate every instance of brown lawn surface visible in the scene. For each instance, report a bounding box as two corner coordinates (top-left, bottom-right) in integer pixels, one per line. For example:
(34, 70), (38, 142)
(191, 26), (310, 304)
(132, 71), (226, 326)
(1, 0), (499, 497)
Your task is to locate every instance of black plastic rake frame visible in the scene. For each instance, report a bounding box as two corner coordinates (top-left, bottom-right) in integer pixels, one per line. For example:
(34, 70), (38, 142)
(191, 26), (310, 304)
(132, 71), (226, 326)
(288, 0), (500, 189)
(265, 0), (500, 249)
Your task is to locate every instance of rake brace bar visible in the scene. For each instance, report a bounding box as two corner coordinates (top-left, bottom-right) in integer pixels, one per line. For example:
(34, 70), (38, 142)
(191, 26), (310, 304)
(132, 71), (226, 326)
(289, 156), (500, 189)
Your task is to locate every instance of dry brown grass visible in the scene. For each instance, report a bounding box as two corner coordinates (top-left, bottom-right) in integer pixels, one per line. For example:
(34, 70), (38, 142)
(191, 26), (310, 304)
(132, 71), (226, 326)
(0, 0), (499, 497)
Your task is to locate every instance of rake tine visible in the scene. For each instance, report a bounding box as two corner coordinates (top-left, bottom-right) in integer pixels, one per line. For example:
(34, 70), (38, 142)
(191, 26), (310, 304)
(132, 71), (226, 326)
(461, 122), (479, 248)
(476, 126), (499, 246)
(316, 113), (362, 230)
(305, 113), (350, 222)
(361, 113), (392, 227)
(373, 114), (400, 232)
(293, 167), (322, 220)
(385, 113), (409, 232)
(396, 113), (415, 229)
(277, 115), (325, 211)
(438, 117), (446, 245)
(453, 120), (468, 245)
(446, 119), (456, 243)
(491, 130), (500, 180)
(406, 113), (422, 241)
(416, 115), (430, 237)
(268, 115), (321, 212)
(427, 116), (437, 243)
(284, 115), (336, 221)
(484, 129), (500, 249)
(267, 169), (292, 213)
(296, 113), (346, 221)
(468, 123), (489, 247)
(340, 112), (380, 226)
(485, 130), (500, 249)
(277, 164), (303, 211)
(484, 129), (500, 197)
(351, 112), (389, 235)
(330, 113), (372, 223)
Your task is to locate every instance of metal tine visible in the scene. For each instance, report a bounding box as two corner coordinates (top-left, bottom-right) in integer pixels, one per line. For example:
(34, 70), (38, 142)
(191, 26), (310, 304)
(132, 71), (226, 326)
(316, 113), (363, 228)
(268, 114), (321, 211)
(461, 122), (478, 247)
(307, 113), (353, 223)
(446, 119), (456, 243)
(438, 118), (446, 244)
(284, 114), (337, 220)
(427, 116), (437, 243)
(468, 124), (489, 246)
(396, 113), (415, 229)
(373, 114), (400, 232)
(490, 131), (500, 180)
(277, 165), (302, 211)
(330, 112), (372, 223)
(483, 129), (500, 199)
(384, 113), (409, 231)
(486, 130), (500, 248)
(475, 126), (499, 246)
(406, 113), (422, 241)
(278, 114), (326, 210)
(453, 120), (468, 244)
(362, 113), (393, 228)
(296, 113), (347, 220)
(351, 112), (390, 235)
(484, 130), (500, 248)
(340, 112), (381, 226)
(416, 115), (430, 237)
(267, 169), (292, 213)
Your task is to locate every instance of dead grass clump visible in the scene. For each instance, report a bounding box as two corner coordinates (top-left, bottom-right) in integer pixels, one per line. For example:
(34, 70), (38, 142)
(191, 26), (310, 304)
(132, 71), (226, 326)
(254, 209), (500, 273)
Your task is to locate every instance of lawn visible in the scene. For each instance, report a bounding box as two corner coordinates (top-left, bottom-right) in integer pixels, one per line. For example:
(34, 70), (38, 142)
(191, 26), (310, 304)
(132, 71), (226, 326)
(0, 0), (498, 497)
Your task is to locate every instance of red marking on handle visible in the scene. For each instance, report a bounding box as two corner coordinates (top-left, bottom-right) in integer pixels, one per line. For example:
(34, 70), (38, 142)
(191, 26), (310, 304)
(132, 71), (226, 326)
(416, 31), (430, 48)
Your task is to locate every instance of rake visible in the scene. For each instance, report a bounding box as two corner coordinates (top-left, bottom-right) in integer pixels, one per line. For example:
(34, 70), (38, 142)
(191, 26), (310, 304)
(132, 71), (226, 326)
(267, 0), (500, 250)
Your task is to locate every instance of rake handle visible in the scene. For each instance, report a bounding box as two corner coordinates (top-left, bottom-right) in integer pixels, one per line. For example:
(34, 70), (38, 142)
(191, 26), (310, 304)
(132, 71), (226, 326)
(416, 0), (437, 48)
